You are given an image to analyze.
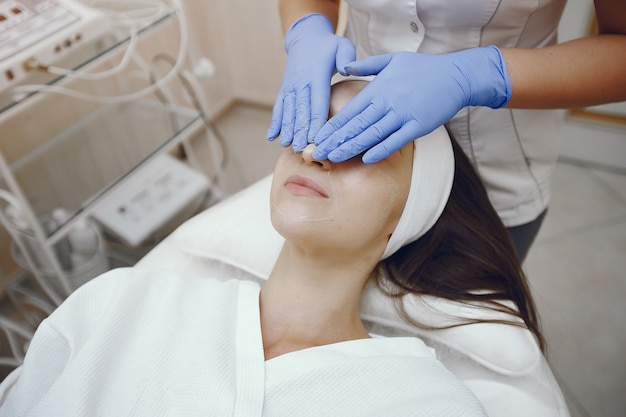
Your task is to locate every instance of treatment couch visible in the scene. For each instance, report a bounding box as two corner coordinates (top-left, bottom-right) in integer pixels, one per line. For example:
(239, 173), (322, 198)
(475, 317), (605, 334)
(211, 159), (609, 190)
(137, 175), (570, 417)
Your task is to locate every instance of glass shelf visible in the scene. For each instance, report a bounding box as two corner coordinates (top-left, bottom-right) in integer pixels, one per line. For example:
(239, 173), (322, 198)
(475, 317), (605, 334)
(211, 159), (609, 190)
(0, 4), (205, 307)
(0, 10), (174, 113)
(1, 98), (203, 242)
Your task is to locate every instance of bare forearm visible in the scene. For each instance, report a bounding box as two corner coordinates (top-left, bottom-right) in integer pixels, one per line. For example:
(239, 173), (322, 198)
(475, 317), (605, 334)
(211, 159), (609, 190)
(504, 35), (626, 109)
(505, 0), (626, 109)
(279, 0), (341, 34)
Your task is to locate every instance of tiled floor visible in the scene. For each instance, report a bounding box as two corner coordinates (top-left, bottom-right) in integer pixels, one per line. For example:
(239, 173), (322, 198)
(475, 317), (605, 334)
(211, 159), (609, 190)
(525, 161), (626, 417)
(215, 103), (626, 417)
(195, 103), (283, 197)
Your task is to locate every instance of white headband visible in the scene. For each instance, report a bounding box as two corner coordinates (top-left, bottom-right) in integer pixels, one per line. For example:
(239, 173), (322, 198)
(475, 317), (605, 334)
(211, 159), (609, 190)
(381, 126), (455, 259)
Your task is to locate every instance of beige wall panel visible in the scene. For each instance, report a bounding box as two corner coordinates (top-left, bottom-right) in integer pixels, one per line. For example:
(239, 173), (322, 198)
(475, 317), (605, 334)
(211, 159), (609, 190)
(181, 0), (236, 116)
(220, 0), (286, 106)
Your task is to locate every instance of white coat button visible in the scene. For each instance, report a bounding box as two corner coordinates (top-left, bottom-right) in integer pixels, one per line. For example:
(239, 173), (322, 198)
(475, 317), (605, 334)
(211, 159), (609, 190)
(410, 21), (419, 33)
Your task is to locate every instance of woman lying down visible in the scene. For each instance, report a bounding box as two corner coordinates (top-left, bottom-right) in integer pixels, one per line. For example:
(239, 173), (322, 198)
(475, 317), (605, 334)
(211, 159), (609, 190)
(0, 80), (544, 416)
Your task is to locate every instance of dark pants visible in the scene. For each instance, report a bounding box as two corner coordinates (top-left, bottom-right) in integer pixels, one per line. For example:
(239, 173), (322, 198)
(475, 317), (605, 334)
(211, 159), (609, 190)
(506, 209), (548, 263)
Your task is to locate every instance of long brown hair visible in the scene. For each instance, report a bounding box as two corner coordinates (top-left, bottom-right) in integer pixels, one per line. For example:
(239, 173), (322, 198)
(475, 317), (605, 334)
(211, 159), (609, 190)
(377, 134), (546, 352)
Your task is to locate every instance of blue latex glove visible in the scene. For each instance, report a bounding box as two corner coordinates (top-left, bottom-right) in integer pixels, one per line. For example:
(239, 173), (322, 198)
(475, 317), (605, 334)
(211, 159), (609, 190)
(312, 46), (512, 163)
(266, 14), (356, 152)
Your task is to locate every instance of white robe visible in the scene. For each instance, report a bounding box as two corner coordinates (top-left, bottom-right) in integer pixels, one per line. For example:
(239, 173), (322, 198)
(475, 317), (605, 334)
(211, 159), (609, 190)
(0, 268), (486, 416)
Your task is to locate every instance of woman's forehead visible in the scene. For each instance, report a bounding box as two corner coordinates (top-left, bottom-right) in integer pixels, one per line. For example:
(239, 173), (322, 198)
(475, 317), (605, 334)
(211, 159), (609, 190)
(329, 80), (369, 117)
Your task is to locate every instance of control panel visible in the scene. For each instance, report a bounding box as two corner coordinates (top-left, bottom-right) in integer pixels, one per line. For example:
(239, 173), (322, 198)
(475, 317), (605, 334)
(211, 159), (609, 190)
(0, 0), (109, 91)
(91, 154), (210, 248)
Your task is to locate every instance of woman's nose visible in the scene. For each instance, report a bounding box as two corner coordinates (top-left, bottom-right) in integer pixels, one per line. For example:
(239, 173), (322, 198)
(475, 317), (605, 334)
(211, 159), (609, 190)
(301, 144), (330, 170)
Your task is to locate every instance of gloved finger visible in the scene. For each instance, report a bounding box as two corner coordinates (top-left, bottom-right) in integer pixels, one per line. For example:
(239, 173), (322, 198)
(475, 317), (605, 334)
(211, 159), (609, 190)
(343, 54), (393, 76)
(293, 85), (311, 152)
(326, 112), (401, 162)
(267, 91), (285, 141)
(335, 37), (357, 75)
(313, 101), (386, 160)
(280, 92), (296, 147)
(314, 87), (379, 146)
(362, 119), (422, 164)
(307, 80), (331, 144)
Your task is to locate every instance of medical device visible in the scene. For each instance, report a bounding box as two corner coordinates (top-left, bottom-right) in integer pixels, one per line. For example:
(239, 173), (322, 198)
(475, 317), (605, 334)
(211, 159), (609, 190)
(0, 0), (222, 305)
(92, 154), (210, 248)
(4, 0), (196, 106)
(0, 0), (109, 92)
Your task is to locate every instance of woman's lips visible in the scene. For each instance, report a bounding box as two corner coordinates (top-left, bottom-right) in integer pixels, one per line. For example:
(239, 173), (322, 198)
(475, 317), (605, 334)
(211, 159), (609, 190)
(284, 175), (329, 198)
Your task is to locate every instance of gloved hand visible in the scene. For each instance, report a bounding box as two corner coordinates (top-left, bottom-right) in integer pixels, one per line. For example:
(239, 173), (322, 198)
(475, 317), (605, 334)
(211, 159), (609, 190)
(312, 46), (512, 163)
(266, 13), (356, 152)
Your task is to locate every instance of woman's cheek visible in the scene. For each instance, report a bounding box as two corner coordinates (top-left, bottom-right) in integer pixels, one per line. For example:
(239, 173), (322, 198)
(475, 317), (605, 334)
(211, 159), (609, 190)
(349, 168), (402, 234)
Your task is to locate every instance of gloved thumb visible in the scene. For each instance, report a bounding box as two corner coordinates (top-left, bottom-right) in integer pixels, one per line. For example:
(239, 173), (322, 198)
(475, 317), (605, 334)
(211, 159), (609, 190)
(343, 54), (393, 76)
(335, 38), (357, 75)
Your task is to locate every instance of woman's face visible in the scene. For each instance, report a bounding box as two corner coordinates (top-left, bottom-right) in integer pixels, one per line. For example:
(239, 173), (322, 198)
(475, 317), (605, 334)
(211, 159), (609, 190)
(270, 141), (413, 258)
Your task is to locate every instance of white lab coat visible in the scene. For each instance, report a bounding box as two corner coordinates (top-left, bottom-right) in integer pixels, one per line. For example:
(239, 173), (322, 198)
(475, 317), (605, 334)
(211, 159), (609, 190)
(0, 268), (487, 417)
(343, 0), (567, 227)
